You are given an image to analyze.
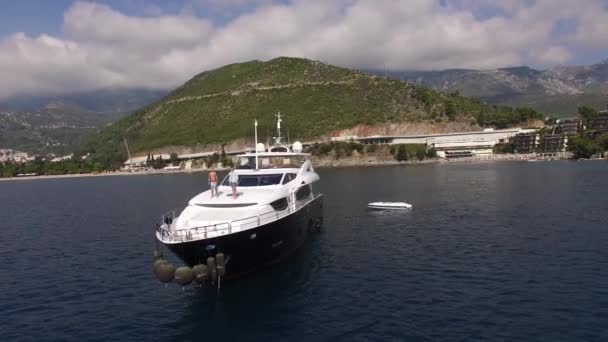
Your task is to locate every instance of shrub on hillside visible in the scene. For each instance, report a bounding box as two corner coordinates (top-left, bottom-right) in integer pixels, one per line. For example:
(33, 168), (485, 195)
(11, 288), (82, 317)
(569, 137), (600, 159)
(396, 145), (409, 161)
(390, 144), (428, 161)
(365, 144), (378, 153)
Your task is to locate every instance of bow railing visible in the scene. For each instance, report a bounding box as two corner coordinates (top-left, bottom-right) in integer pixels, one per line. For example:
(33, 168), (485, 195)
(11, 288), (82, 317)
(156, 192), (317, 244)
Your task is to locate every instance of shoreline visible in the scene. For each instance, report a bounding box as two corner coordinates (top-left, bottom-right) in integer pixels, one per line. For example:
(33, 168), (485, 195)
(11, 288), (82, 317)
(0, 154), (591, 182)
(0, 168), (209, 182)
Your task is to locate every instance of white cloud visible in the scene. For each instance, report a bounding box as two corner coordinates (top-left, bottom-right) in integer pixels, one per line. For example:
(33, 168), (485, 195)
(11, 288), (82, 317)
(0, 0), (606, 99)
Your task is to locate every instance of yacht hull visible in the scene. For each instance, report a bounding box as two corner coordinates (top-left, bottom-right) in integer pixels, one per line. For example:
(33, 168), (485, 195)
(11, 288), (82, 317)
(164, 195), (323, 279)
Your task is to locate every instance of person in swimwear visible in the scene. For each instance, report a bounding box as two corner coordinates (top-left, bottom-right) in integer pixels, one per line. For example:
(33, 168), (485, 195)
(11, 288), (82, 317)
(228, 166), (239, 199)
(208, 166), (218, 198)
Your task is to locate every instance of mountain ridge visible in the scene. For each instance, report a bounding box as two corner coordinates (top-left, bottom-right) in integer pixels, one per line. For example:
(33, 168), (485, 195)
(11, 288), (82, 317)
(378, 59), (608, 116)
(82, 57), (542, 167)
(0, 89), (166, 154)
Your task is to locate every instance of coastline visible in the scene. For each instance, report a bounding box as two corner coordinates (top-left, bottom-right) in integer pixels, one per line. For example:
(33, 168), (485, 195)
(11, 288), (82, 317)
(0, 153), (586, 182)
(0, 168), (210, 182)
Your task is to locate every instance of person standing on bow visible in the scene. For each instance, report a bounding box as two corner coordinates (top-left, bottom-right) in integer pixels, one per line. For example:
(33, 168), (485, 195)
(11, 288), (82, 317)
(229, 167), (239, 199)
(208, 166), (218, 198)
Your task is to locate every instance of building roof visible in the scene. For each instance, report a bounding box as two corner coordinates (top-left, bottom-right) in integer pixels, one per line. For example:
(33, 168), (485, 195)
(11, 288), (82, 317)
(354, 128), (528, 140)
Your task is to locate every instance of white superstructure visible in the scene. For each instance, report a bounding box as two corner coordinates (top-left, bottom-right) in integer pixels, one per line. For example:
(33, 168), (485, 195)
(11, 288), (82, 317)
(156, 114), (321, 245)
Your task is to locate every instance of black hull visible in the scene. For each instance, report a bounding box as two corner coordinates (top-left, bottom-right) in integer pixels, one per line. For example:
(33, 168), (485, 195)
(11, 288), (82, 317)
(163, 195), (323, 279)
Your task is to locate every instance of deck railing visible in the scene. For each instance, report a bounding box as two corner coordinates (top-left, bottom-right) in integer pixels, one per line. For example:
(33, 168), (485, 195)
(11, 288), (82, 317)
(156, 193), (317, 243)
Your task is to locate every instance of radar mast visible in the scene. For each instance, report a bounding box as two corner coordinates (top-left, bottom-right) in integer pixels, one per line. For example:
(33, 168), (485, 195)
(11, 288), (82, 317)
(273, 112), (283, 146)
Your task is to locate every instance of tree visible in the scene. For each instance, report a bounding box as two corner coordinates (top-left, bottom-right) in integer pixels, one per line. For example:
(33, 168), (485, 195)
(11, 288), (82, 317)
(415, 147), (426, 161)
(494, 143), (514, 154)
(170, 153), (179, 166)
(515, 107), (540, 122)
(569, 137), (599, 159)
(92, 162), (104, 172)
(220, 145), (227, 160)
(396, 144), (409, 161)
(445, 101), (457, 121)
(598, 135), (608, 150)
(365, 144), (378, 153)
(349, 141), (363, 154)
(1, 163), (17, 177)
(208, 153), (220, 167)
(578, 106), (598, 127)
(334, 143), (344, 159)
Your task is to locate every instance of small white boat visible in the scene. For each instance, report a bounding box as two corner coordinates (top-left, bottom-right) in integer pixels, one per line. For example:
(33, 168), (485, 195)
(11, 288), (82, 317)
(368, 202), (413, 210)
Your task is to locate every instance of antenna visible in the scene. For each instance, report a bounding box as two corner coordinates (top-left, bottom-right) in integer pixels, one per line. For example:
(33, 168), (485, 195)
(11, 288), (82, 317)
(254, 119), (259, 170)
(273, 111), (283, 146)
(123, 137), (132, 161)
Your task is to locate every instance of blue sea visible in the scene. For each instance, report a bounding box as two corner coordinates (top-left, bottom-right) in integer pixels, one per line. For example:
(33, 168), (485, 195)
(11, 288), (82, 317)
(1, 161), (607, 341)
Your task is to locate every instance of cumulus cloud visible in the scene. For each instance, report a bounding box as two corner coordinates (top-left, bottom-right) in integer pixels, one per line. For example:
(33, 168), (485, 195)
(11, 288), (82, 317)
(0, 0), (606, 99)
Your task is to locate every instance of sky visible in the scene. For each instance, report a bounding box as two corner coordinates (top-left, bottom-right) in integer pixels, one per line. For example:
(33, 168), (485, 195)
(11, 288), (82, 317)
(0, 0), (607, 99)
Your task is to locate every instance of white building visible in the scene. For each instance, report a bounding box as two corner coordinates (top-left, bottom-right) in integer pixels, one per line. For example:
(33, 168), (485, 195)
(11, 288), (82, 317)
(123, 154), (171, 169)
(0, 149), (29, 163)
(50, 154), (73, 163)
(345, 128), (536, 158)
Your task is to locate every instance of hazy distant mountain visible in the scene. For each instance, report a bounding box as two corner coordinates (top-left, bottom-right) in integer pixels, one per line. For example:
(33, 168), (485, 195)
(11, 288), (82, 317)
(377, 60), (608, 117)
(0, 88), (166, 154)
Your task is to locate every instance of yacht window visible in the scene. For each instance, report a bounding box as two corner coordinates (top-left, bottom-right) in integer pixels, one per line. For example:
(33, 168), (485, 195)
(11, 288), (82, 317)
(238, 157), (255, 169)
(295, 185), (312, 201)
(270, 146), (289, 152)
(236, 155), (307, 169)
(270, 197), (288, 211)
(234, 174), (283, 186)
(282, 173), (297, 184)
(197, 203), (258, 208)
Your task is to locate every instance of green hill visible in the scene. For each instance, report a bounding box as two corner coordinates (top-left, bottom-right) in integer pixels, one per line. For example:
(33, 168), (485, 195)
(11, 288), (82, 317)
(82, 57), (542, 166)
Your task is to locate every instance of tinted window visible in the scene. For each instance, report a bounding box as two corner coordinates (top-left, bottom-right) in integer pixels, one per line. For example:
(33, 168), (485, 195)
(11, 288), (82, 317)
(236, 156), (307, 169)
(295, 185), (311, 201)
(282, 173), (297, 184)
(235, 174), (283, 186)
(270, 197), (288, 211)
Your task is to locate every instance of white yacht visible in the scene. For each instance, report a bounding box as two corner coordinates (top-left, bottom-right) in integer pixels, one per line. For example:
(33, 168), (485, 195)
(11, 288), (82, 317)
(154, 114), (324, 285)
